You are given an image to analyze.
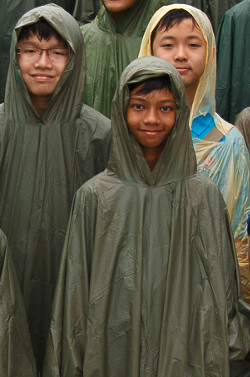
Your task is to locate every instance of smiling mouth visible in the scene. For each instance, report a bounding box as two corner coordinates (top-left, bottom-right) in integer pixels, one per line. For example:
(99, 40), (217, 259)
(32, 74), (54, 80)
(139, 129), (164, 134)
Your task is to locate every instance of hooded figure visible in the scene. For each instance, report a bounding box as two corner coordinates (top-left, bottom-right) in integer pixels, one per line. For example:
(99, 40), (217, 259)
(0, 229), (37, 377)
(0, 4), (111, 372)
(216, 0), (250, 125)
(79, 0), (168, 118)
(139, 3), (250, 303)
(43, 56), (250, 377)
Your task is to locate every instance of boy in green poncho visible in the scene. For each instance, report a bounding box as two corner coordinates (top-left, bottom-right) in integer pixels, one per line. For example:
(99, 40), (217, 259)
(43, 56), (250, 377)
(80, 0), (168, 118)
(0, 4), (111, 374)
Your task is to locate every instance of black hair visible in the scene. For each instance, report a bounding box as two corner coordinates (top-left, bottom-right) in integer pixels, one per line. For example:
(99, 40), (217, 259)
(151, 9), (198, 52)
(18, 18), (64, 43)
(128, 75), (172, 95)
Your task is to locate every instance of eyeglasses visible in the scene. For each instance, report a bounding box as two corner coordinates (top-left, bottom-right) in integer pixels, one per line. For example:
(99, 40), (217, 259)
(16, 47), (69, 63)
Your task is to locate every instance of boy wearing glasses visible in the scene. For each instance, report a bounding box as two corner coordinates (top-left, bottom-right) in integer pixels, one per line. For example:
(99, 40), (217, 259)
(0, 4), (111, 374)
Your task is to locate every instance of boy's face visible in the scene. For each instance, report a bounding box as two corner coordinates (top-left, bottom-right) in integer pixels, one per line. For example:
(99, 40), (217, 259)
(152, 18), (206, 95)
(126, 86), (177, 157)
(16, 32), (69, 102)
(102, 0), (136, 14)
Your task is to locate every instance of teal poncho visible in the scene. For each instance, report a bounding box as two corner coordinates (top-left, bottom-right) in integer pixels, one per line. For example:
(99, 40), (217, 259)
(43, 57), (250, 377)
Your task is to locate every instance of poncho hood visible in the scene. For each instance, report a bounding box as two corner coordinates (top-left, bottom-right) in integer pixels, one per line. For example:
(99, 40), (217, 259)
(107, 56), (197, 185)
(139, 4), (232, 135)
(5, 3), (85, 123)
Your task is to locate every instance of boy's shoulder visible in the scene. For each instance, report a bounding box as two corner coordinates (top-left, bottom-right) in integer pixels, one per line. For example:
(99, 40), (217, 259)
(78, 104), (110, 130)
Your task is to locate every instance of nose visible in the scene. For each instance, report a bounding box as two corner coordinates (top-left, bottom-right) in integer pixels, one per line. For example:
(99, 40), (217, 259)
(34, 50), (53, 68)
(174, 45), (188, 61)
(143, 108), (160, 125)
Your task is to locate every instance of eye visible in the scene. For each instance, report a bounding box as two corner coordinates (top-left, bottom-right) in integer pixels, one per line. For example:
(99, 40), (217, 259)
(132, 104), (144, 110)
(161, 43), (173, 48)
(23, 48), (37, 54)
(189, 43), (201, 48)
(51, 48), (68, 56)
(160, 106), (172, 112)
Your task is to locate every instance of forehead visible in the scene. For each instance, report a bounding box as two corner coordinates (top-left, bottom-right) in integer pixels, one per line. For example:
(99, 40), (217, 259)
(18, 32), (67, 47)
(130, 86), (176, 101)
(155, 17), (205, 41)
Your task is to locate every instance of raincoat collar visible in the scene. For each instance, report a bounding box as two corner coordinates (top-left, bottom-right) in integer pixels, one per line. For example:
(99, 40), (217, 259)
(5, 3), (85, 123)
(107, 56), (197, 186)
(97, 0), (165, 35)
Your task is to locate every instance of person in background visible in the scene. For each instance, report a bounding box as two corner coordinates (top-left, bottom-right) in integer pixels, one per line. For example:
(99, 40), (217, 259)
(216, 0), (250, 125)
(0, 4), (111, 373)
(0, 229), (37, 376)
(43, 56), (250, 377)
(139, 3), (250, 304)
(235, 108), (250, 154)
(80, 0), (168, 118)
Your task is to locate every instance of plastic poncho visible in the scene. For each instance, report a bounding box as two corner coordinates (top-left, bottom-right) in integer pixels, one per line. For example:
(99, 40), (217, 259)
(139, 3), (250, 303)
(80, 0), (169, 118)
(216, 0), (250, 125)
(171, 0), (242, 33)
(0, 229), (37, 377)
(0, 4), (111, 372)
(73, 0), (100, 25)
(0, 0), (82, 104)
(43, 56), (250, 377)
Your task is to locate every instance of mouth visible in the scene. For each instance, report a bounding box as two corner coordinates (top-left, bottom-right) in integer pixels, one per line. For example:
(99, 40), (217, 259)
(139, 129), (164, 135)
(175, 67), (190, 74)
(32, 74), (54, 81)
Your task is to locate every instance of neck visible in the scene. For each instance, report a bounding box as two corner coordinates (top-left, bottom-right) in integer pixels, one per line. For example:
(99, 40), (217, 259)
(141, 145), (164, 172)
(185, 86), (196, 110)
(111, 12), (125, 24)
(30, 94), (51, 118)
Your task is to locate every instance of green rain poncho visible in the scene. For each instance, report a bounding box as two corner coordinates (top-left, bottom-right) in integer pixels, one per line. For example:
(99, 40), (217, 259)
(0, 4), (111, 372)
(216, 0), (250, 124)
(43, 57), (250, 377)
(0, 229), (37, 377)
(80, 0), (169, 118)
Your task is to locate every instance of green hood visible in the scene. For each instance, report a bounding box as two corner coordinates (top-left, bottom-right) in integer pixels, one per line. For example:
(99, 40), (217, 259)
(6, 3), (85, 123)
(108, 56), (197, 185)
(80, 0), (168, 118)
(0, 4), (111, 372)
(43, 57), (250, 377)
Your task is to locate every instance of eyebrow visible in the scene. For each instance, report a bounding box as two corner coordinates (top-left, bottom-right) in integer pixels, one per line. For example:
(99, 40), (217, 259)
(18, 41), (67, 48)
(130, 97), (176, 104)
(159, 35), (204, 42)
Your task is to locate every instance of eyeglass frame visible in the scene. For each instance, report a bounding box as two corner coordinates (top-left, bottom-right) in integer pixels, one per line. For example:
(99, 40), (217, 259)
(16, 46), (70, 63)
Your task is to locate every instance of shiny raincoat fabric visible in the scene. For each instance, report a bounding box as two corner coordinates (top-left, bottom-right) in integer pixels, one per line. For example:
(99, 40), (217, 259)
(43, 57), (250, 377)
(0, 4), (111, 372)
(172, 0), (242, 33)
(216, 0), (250, 125)
(0, 229), (37, 377)
(80, 0), (168, 118)
(139, 3), (250, 303)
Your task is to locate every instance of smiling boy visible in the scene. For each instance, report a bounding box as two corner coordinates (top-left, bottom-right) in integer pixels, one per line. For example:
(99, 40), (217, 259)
(139, 4), (250, 303)
(0, 4), (111, 373)
(43, 56), (250, 377)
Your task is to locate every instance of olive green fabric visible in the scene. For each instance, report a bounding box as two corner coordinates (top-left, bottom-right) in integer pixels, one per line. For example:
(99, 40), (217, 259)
(73, 0), (100, 25)
(172, 0), (242, 33)
(0, 4), (111, 372)
(43, 57), (250, 377)
(0, 0), (80, 104)
(0, 229), (37, 377)
(80, 0), (169, 118)
(216, 0), (250, 124)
